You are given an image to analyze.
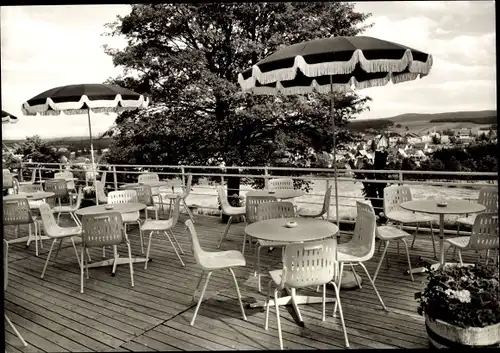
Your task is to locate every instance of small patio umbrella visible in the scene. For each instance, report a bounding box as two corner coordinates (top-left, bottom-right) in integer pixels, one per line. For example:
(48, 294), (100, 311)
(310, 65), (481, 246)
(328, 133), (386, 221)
(2, 110), (19, 124)
(238, 35), (433, 288)
(21, 84), (149, 204)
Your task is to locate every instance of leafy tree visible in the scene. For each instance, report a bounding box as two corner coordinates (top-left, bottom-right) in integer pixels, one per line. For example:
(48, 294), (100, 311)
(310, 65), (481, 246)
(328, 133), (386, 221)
(102, 3), (372, 198)
(431, 135), (440, 144)
(395, 123), (402, 128)
(13, 135), (60, 179)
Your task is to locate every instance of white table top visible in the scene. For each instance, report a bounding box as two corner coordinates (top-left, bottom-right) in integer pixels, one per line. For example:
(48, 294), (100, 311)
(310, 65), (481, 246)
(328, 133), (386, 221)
(246, 189), (305, 199)
(4, 191), (55, 201)
(401, 199), (486, 215)
(119, 181), (173, 189)
(245, 217), (338, 243)
(75, 203), (146, 216)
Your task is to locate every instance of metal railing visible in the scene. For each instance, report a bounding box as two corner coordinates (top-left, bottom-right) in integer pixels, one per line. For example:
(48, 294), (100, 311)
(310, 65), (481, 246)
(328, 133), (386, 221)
(18, 161), (497, 235)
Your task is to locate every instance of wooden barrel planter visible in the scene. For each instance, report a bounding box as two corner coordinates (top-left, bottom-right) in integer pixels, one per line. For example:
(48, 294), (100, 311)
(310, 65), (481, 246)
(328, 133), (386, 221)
(425, 315), (500, 348)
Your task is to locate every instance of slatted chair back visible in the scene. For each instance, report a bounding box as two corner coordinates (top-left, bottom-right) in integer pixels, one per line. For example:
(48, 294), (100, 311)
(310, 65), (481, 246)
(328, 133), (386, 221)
(45, 179), (68, 199)
(38, 202), (62, 237)
(320, 185), (333, 215)
(185, 219), (205, 265)
(94, 180), (108, 204)
(268, 178), (294, 191)
(281, 238), (337, 289)
(3, 169), (13, 189)
(81, 212), (125, 248)
(3, 198), (35, 226)
(245, 196), (277, 224)
(383, 186), (412, 216)
(4, 239), (9, 291)
(469, 213), (499, 250)
(125, 184), (154, 206)
(349, 201), (377, 261)
(138, 173), (159, 184)
(180, 174), (193, 198)
(54, 171), (75, 190)
(256, 201), (295, 221)
(478, 187), (498, 213)
(108, 190), (138, 204)
(18, 184), (36, 193)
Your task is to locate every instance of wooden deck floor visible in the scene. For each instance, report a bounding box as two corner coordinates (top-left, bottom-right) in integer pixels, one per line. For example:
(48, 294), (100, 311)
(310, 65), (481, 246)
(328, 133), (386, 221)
(3, 212), (485, 351)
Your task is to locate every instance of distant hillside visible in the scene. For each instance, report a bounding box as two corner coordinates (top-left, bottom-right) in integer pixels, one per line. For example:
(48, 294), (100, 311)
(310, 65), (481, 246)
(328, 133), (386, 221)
(3, 136), (112, 150)
(386, 110), (496, 124)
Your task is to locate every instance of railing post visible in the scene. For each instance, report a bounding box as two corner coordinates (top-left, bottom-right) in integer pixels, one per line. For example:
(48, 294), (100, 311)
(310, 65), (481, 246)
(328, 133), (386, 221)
(326, 179), (331, 221)
(113, 165), (118, 190)
(181, 166), (185, 186)
(264, 167), (269, 189)
(398, 171), (403, 186)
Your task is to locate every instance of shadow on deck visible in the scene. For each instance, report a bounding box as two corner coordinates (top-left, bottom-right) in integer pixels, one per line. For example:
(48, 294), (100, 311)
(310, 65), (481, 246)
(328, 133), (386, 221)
(3, 212), (485, 351)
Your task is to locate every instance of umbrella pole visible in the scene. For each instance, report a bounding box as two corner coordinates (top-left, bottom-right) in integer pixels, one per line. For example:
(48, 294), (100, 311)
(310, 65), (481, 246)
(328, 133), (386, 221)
(87, 109), (98, 205)
(330, 76), (340, 229)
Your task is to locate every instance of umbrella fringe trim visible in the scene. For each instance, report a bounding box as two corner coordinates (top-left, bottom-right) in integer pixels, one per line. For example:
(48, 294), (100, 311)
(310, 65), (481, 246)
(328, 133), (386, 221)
(238, 49), (433, 88)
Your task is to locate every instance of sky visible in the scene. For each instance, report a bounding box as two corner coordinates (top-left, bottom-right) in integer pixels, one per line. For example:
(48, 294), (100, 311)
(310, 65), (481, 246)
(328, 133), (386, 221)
(1, 1), (496, 139)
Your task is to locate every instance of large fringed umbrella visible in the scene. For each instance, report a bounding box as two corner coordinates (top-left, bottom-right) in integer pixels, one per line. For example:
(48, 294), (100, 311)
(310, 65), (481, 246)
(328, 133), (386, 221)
(2, 110), (19, 124)
(22, 84), (149, 204)
(238, 35), (433, 287)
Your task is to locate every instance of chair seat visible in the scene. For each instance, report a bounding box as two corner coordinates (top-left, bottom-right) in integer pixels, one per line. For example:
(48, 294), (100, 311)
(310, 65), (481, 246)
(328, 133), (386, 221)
(445, 236), (470, 249)
(199, 250), (245, 270)
(224, 206), (246, 216)
(53, 205), (76, 213)
(257, 239), (288, 247)
(377, 225), (411, 240)
(142, 219), (174, 231)
(457, 215), (476, 226)
(297, 208), (323, 218)
(50, 226), (82, 238)
(386, 211), (433, 224)
(337, 244), (370, 262)
(28, 200), (44, 209)
(121, 211), (140, 223)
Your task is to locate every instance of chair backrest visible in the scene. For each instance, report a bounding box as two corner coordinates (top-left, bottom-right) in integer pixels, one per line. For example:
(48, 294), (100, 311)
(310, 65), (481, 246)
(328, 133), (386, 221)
(138, 173), (159, 184)
(217, 186), (231, 211)
(126, 185), (154, 206)
(38, 202), (63, 237)
(469, 213), (499, 250)
(268, 178), (294, 191)
(45, 179), (68, 198)
(350, 201), (377, 260)
(245, 196), (278, 224)
(320, 185), (333, 215)
(18, 184), (36, 193)
(29, 168), (37, 183)
(94, 180), (108, 203)
(478, 187), (498, 213)
(3, 198), (35, 226)
(3, 169), (13, 189)
(256, 201), (295, 221)
(181, 174), (192, 198)
(4, 239), (9, 292)
(81, 212), (125, 248)
(55, 171), (75, 190)
(383, 186), (412, 215)
(170, 196), (182, 227)
(108, 190), (138, 204)
(281, 238), (337, 289)
(185, 219), (205, 265)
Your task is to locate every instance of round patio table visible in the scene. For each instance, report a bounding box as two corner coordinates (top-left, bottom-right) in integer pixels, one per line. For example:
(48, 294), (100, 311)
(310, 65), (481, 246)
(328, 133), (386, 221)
(245, 217), (338, 327)
(4, 191), (55, 201)
(401, 199), (485, 273)
(246, 189), (305, 199)
(75, 203), (149, 273)
(119, 181), (173, 189)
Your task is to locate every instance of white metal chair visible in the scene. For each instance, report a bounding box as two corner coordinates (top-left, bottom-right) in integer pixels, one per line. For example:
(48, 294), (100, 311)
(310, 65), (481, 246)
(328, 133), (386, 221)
(80, 212), (134, 293)
(54, 171), (76, 192)
(185, 220), (247, 326)
(383, 186), (436, 257)
(265, 238), (349, 349)
(297, 185), (332, 219)
(125, 184), (159, 220)
(142, 196), (185, 268)
(108, 189), (144, 253)
(18, 183), (45, 209)
(373, 225), (414, 282)
(39, 202), (90, 278)
(138, 172), (164, 212)
(268, 178), (294, 191)
(19, 168), (36, 186)
(335, 201), (388, 314)
(3, 169), (14, 190)
(446, 213), (499, 265)
(44, 179), (68, 208)
(4, 239), (28, 347)
(163, 174), (195, 223)
(244, 195), (278, 252)
(254, 201), (295, 293)
(3, 198), (42, 256)
(216, 185), (247, 250)
(52, 186), (84, 226)
(94, 180), (108, 204)
(456, 186), (498, 236)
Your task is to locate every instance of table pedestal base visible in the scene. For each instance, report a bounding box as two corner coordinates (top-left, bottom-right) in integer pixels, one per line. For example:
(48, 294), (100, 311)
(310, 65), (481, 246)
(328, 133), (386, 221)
(86, 255), (150, 275)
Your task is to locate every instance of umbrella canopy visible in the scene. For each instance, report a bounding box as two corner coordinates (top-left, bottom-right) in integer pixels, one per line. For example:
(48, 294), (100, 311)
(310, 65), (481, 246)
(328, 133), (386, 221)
(238, 36), (433, 95)
(2, 110), (19, 124)
(21, 84), (149, 116)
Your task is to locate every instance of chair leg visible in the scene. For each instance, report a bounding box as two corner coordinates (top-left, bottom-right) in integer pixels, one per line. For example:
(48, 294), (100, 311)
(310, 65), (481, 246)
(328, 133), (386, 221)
(396, 241), (400, 260)
(217, 215), (233, 249)
(330, 281), (350, 348)
(145, 231), (154, 269)
(183, 200), (195, 223)
(401, 239), (414, 282)
(164, 231), (185, 267)
(126, 241), (135, 288)
(5, 314), (28, 347)
(333, 262), (344, 317)
(274, 287), (283, 350)
(359, 262), (388, 311)
(70, 212), (81, 227)
(322, 283), (326, 321)
(411, 223), (418, 249)
(53, 238), (64, 263)
(112, 246), (119, 275)
(458, 249), (463, 265)
(373, 240), (390, 283)
(191, 271), (212, 326)
(69, 238), (82, 268)
(137, 220), (144, 254)
(192, 271), (205, 301)
(485, 249), (490, 265)
(377, 239), (382, 253)
(350, 263), (362, 289)
(256, 245), (263, 293)
(57, 212), (61, 225)
(80, 245), (85, 293)
(429, 221), (437, 258)
(169, 229), (184, 255)
(265, 280), (273, 330)
(457, 223), (460, 237)
(228, 268), (247, 321)
(41, 239), (57, 278)
(102, 247), (106, 258)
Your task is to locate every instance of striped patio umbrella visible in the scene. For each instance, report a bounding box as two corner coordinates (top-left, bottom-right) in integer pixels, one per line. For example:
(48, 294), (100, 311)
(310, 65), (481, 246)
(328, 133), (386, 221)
(2, 110), (19, 124)
(238, 35), (433, 226)
(22, 84), (149, 204)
